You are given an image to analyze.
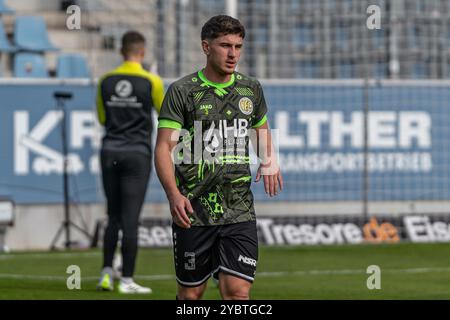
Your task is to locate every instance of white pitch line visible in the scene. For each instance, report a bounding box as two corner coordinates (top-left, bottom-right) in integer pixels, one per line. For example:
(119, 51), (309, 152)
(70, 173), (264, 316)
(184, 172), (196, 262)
(137, 274), (174, 281)
(258, 267), (450, 277)
(0, 274), (174, 281)
(1, 267), (450, 282)
(0, 274), (68, 281)
(0, 252), (101, 260)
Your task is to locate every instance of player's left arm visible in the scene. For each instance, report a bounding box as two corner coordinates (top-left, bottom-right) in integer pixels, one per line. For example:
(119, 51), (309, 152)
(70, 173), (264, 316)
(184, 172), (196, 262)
(252, 80), (283, 197)
(254, 121), (283, 197)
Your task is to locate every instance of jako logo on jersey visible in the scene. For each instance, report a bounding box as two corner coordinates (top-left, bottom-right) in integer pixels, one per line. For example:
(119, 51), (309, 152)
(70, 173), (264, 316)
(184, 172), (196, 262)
(238, 97), (253, 115)
(238, 255), (256, 267)
(115, 80), (133, 98)
(199, 104), (213, 115)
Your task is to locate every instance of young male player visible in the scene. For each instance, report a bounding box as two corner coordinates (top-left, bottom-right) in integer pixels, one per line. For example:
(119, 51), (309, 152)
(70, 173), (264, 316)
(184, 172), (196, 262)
(155, 15), (282, 300)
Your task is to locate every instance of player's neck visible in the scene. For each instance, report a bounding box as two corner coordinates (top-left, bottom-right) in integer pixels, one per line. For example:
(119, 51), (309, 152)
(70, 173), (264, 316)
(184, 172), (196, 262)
(124, 57), (142, 64)
(202, 66), (233, 84)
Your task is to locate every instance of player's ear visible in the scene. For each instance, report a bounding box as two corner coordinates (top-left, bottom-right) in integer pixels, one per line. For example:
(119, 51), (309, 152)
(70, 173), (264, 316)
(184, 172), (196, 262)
(201, 40), (210, 56)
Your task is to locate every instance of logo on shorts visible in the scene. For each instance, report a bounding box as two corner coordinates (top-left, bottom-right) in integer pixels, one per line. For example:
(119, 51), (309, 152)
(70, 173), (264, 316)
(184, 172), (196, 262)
(238, 254), (256, 267)
(115, 80), (133, 98)
(238, 97), (253, 115)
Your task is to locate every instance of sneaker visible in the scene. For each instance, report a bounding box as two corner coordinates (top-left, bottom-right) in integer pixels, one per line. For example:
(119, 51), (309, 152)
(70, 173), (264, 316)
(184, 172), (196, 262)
(97, 272), (114, 291)
(118, 281), (152, 294)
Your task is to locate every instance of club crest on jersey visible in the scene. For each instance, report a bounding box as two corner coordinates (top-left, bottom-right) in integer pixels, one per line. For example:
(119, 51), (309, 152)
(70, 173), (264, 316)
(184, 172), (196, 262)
(238, 97), (253, 115)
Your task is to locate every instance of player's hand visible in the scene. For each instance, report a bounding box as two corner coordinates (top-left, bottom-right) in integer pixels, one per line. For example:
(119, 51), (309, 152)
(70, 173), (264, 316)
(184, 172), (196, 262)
(255, 163), (283, 197)
(169, 192), (193, 228)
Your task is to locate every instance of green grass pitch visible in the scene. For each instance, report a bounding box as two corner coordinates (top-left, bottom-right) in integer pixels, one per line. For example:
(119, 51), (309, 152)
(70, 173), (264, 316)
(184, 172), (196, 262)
(0, 243), (449, 299)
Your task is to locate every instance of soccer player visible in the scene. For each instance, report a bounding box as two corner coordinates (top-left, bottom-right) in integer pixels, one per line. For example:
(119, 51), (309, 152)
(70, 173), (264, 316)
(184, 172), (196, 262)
(155, 15), (283, 300)
(96, 31), (164, 294)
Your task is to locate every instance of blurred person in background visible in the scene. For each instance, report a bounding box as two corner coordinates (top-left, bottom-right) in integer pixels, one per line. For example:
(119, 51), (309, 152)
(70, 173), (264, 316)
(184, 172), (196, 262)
(96, 30), (164, 294)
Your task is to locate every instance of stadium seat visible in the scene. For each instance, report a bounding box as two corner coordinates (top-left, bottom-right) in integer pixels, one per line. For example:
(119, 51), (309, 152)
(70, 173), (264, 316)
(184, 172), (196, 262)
(0, 20), (16, 52)
(14, 53), (48, 77)
(413, 62), (427, 79)
(14, 16), (59, 52)
(56, 53), (91, 78)
(295, 26), (313, 49)
(297, 61), (319, 78)
(374, 62), (387, 79)
(0, 0), (14, 14)
(338, 64), (354, 78)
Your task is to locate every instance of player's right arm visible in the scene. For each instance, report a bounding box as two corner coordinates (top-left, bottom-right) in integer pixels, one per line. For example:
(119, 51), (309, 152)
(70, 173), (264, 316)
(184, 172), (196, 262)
(156, 82), (194, 228)
(155, 128), (193, 229)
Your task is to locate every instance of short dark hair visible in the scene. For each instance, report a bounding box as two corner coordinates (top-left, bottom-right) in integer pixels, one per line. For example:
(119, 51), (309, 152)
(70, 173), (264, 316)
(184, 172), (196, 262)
(121, 31), (146, 57)
(201, 15), (245, 40)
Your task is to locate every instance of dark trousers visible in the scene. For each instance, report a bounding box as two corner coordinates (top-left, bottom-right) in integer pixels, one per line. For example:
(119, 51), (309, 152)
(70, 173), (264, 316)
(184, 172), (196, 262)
(100, 149), (151, 277)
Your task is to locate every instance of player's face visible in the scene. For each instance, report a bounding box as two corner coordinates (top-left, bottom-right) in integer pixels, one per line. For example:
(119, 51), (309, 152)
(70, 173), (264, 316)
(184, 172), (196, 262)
(203, 34), (243, 75)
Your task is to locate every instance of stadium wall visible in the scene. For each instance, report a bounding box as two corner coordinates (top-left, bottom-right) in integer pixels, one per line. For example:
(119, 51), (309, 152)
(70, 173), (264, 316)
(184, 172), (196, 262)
(5, 203), (450, 250)
(1, 79), (450, 250)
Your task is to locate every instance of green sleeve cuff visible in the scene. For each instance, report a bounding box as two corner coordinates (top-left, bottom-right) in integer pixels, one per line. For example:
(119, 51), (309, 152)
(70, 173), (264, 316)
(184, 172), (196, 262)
(158, 119), (182, 130)
(252, 115), (267, 128)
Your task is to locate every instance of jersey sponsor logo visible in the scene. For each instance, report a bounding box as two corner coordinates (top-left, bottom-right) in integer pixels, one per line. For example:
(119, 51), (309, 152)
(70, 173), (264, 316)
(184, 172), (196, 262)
(173, 118), (252, 165)
(202, 119), (249, 154)
(203, 119), (250, 139)
(109, 80), (142, 108)
(115, 80), (133, 98)
(238, 97), (253, 115)
(238, 254), (257, 267)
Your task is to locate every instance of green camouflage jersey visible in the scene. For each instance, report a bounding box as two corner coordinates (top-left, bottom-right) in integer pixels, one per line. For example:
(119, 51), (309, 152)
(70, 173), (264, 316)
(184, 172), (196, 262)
(158, 70), (268, 226)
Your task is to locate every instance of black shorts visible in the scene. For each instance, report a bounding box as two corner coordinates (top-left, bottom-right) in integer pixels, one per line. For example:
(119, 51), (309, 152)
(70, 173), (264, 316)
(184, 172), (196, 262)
(172, 220), (258, 287)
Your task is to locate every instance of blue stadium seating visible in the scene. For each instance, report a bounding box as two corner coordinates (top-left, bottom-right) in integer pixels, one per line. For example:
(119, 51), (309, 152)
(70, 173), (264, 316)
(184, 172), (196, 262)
(0, 0), (14, 14)
(413, 62), (427, 79)
(14, 16), (59, 52)
(56, 54), (91, 78)
(337, 64), (354, 78)
(0, 20), (16, 52)
(296, 61), (319, 78)
(374, 62), (387, 79)
(14, 53), (48, 77)
(294, 26), (313, 49)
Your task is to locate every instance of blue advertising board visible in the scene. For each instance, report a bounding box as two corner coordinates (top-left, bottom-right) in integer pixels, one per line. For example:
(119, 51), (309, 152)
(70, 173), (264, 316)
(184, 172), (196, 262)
(0, 80), (448, 203)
